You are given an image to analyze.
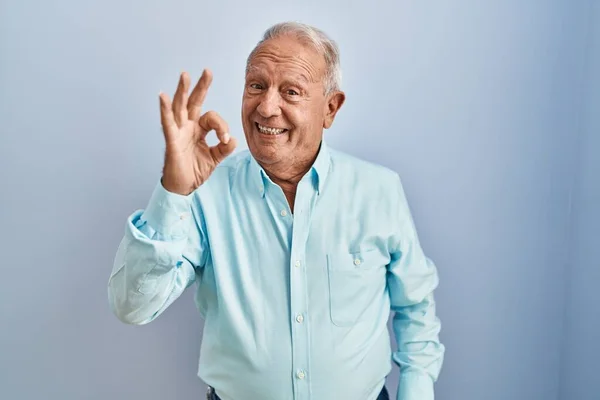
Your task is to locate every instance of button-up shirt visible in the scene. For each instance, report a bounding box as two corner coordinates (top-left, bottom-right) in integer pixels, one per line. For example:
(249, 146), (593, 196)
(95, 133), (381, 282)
(108, 140), (444, 400)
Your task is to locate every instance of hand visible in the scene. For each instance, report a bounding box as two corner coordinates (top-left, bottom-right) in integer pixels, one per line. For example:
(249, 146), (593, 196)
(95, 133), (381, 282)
(159, 69), (237, 195)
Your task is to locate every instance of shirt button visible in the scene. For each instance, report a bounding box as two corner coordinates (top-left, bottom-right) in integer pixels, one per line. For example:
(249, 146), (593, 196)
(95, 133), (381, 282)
(294, 260), (301, 268)
(354, 258), (361, 266)
(280, 210), (288, 217)
(296, 314), (304, 323)
(296, 370), (306, 379)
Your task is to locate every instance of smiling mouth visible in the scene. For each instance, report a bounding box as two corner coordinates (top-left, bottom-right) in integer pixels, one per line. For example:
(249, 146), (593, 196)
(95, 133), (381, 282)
(255, 122), (289, 135)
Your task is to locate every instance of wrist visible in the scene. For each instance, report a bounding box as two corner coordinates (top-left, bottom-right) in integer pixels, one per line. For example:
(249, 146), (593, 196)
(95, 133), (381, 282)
(142, 180), (194, 238)
(160, 176), (196, 196)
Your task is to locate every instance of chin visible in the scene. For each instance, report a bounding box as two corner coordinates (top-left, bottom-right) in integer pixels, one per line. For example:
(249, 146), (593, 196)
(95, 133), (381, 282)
(249, 142), (285, 164)
(251, 146), (281, 163)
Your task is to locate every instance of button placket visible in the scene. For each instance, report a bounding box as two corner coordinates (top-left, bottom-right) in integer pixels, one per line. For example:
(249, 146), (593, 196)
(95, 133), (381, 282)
(289, 179), (315, 399)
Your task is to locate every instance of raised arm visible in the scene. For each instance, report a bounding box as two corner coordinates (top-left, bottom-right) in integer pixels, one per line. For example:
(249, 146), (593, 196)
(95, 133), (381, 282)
(107, 69), (237, 324)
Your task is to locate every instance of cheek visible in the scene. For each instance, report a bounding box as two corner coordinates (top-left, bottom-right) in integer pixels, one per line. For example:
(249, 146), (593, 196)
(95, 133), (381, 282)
(242, 96), (256, 117)
(241, 100), (250, 118)
(285, 105), (313, 128)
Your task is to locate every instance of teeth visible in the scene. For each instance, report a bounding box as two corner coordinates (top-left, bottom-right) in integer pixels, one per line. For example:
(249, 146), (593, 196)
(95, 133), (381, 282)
(257, 123), (286, 135)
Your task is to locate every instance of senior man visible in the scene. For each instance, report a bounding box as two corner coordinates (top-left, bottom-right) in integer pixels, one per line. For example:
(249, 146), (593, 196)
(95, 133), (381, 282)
(108, 21), (444, 400)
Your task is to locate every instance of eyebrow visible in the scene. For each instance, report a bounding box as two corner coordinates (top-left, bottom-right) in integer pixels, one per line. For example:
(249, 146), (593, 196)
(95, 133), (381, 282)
(245, 66), (311, 85)
(245, 65), (261, 75)
(294, 74), (309, 84)
(283, 77), (309, 89)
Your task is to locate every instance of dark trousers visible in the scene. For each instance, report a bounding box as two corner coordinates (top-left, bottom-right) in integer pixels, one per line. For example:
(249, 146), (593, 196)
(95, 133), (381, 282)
(206, 385), (390, 400)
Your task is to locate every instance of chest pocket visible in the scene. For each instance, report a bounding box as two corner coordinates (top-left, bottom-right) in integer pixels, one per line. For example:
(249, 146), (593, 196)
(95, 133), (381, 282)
(326, 248), (389, 327)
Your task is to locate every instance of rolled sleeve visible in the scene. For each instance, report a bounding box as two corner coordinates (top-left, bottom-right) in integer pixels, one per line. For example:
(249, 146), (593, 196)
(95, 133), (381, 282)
(397, 371), (434, 400)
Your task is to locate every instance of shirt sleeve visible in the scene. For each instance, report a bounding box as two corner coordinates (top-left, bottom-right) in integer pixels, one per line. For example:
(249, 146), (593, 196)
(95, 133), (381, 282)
(387, 174), (445, 400)
(107, 179), (209, 325)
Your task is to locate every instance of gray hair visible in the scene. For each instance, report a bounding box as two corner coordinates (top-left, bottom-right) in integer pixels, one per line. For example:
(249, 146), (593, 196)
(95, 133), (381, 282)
(246, 21), (342, 94)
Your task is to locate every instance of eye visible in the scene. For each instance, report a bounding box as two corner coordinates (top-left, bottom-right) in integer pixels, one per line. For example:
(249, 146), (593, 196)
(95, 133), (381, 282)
(286, 89), (299, 96)
(249, 83), (263, 90)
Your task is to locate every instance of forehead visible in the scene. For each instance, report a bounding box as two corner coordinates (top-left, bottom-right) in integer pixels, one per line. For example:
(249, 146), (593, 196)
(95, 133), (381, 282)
(246, 35), (326, 83)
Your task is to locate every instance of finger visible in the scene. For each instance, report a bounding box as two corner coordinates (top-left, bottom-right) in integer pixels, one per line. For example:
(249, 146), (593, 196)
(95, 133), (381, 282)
(159, 92), (178, 142)
(210, 137), (238, 164)
(188, 69), (213, 122)
(198, 110), (230, 144)
(172, 72), (190, 127)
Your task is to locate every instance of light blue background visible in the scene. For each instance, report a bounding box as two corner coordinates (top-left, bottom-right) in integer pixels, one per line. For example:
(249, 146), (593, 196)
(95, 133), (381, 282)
(1, 1), (598, 399)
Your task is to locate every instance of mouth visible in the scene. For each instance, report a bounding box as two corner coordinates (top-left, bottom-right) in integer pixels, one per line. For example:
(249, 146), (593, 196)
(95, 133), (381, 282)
(255, 122), (289, 136)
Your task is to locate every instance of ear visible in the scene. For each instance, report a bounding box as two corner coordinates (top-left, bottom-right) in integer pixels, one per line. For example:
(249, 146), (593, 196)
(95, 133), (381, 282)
(323, 91), (346, 129)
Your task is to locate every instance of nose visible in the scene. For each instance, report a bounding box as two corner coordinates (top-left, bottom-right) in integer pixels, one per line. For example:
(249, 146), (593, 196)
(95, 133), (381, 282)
(256, 89), (282, 118)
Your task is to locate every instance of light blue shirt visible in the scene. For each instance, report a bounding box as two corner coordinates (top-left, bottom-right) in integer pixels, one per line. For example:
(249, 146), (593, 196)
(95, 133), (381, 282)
(108, 140), (444, 400)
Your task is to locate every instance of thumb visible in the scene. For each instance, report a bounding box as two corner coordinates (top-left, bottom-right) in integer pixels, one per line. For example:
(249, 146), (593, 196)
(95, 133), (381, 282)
(212, 137), (238, 164)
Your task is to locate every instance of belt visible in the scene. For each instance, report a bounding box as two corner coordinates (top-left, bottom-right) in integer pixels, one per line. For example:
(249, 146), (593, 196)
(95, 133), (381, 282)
(206, 385), (390, 400)
(206, 386), (219, 400)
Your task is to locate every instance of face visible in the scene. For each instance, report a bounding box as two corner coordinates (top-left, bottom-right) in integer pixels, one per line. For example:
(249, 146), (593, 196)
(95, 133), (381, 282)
(242, 34), (345, 173)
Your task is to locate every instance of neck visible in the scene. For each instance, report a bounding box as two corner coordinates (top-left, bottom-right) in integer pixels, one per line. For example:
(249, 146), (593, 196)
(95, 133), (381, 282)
(259, 145), (320, 212)
(262, 157), (313, 196)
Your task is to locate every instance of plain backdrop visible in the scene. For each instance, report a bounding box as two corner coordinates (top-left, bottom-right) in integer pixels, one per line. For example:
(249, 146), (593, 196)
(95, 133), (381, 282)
(1, 1), (598, 399)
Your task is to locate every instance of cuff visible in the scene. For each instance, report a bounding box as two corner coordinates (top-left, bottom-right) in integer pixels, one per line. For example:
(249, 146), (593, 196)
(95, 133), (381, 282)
(142, 180), (194, 238)
(397, 371), (434, 400)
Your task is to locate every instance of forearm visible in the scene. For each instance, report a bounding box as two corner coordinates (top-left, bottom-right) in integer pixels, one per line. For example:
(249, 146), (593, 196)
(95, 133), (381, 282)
(392, 292), (444, 400)
(108, 181), (204, 325)
(107, 215), (193, 324)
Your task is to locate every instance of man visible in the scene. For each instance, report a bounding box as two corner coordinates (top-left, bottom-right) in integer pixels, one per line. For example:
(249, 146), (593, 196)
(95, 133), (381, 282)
(108, 22), (444, 400)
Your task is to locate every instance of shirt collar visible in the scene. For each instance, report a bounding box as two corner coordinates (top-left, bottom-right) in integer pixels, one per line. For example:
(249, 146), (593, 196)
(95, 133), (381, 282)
(249, 139), (331, 198)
